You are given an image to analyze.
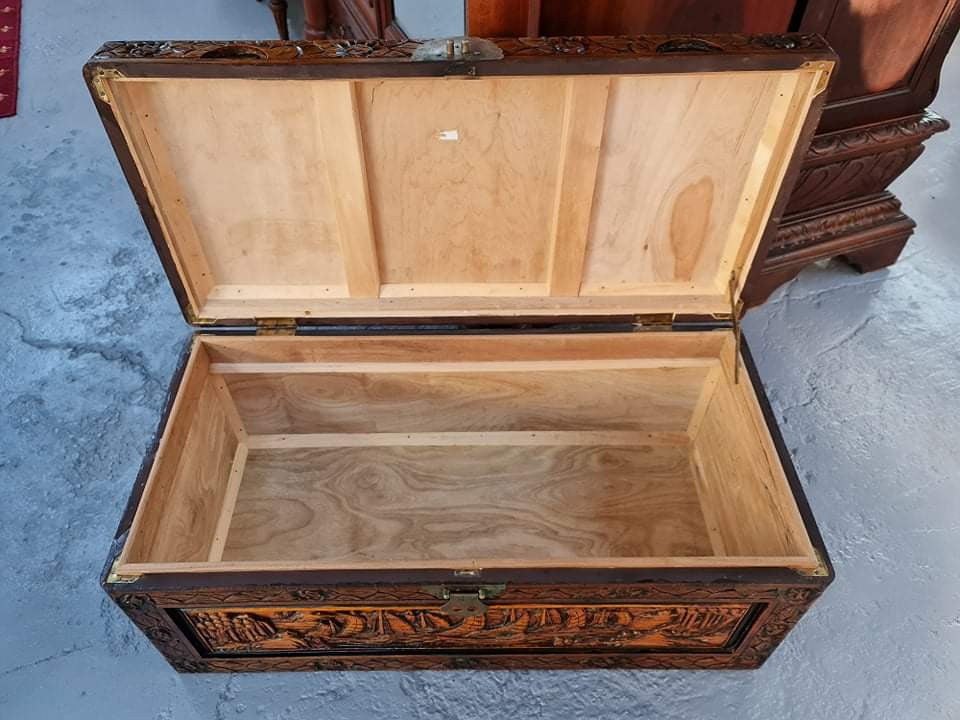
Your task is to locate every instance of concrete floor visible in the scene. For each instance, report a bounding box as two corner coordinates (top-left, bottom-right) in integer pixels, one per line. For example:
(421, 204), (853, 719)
(2, 2), (959, 718)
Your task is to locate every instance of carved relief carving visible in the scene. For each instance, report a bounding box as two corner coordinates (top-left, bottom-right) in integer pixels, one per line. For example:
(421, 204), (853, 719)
(200, 652), (737, 672)
(773, 196), (909, 257)
(146, 582), (787, 607)
(789, 145), (925, 212)
(184, 603), (753, 655)
(805, 112), (950, 160)
(734, 587), (822, 667)
(110, 592), (202, 672)
(90, 34), (829, 63)
(786, 112), (950, 213)
(110, 584), (822, 671)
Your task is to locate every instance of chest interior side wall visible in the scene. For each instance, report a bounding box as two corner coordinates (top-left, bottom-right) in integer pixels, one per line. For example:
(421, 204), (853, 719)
(101, 68), (823, 320)
(116, 333), (816, 574)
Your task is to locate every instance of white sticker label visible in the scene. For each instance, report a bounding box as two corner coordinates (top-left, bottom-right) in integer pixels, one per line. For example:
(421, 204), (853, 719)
(437, 129), (460, 141)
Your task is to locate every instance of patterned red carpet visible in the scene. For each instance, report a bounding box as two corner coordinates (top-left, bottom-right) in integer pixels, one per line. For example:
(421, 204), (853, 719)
(0, 0), (21, 118)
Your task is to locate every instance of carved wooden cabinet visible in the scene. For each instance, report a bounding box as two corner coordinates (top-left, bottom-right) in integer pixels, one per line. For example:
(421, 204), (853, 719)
(306, 0), (406, 41)
(87, 34), (835, 672)
(457, 0), (960, 302)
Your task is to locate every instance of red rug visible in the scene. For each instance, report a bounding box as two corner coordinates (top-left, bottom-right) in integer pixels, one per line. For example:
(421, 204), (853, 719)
(0, 0), (21, 118)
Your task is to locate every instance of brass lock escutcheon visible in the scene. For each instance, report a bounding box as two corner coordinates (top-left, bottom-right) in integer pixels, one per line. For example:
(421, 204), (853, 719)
(411, 37), (504, 62)
(422, 584), (506, 618)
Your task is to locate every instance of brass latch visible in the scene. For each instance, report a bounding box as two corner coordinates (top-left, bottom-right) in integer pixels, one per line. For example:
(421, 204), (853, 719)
(728, 271), (745, 384)
(256, 318), (298, 335)
(91, 68), (124, 104)
(105, 557), (141, 585)
(411, 37), (504, 62)
(422, 584), (506, 618)
(632, 313), (675, 331)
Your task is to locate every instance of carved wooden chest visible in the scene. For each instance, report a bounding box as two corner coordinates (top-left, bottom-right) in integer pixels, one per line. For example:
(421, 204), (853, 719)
(87, 34), (837, 672)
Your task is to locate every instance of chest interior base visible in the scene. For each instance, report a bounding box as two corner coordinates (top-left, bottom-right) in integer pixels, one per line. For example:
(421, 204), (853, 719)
(116, 332), (817, 574)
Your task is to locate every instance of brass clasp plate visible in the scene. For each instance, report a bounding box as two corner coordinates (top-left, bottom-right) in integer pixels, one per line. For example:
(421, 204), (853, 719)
(412, 37), (504, 62)
(422, 583), (506, 618)
(256, 318), (298, 335)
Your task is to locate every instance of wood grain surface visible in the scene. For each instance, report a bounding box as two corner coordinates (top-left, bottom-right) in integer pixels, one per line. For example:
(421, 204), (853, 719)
(125, 375), (239, 563)
(222, 445), (713, 563)
(221, 367), (709, 435)
(200, 332), (729, 365)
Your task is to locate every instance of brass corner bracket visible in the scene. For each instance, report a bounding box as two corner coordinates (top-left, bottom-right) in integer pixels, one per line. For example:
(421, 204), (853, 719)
(91, 67), (125, 104)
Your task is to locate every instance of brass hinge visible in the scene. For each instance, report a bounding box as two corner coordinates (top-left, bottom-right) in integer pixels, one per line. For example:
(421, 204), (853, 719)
(185, 305), (217, 326)
(91, 67), (124, 104)
(728, 271), (745, 384)
(105, 557), (141, 585)
(799, 548), (830, 577)
(801, 60), (834, 97)
(422, 583), (506, 618)
(632, 313), (675, 331)
(256, 318), (298, 335)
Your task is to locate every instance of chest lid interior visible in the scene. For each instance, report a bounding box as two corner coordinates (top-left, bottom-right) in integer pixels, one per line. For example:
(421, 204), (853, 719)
(86, 35), (833, 326)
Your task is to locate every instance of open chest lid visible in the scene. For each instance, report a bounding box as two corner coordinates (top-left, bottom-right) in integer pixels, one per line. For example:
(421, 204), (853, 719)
(85, 35), (834, 327)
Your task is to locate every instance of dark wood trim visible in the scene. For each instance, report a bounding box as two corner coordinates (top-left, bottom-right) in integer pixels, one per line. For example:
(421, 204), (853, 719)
(87, 35), (833, 70)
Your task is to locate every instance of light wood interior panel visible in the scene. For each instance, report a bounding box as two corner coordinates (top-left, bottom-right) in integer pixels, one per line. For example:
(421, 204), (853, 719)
(117, 333), (817, 572)
(103, 65), (828, 320)
(121, 344), (242, 564)
(357, 76), (566, 285)
(222, 445), (713, 563)
(113, 79), (347, 290)
(200, 332), (729, 365)
(221, 367), (708, 435)
(688, 336), (814, 559)
(582, 72), (780, 292)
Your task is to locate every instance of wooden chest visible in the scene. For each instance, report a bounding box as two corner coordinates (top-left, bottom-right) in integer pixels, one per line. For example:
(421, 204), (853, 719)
(87, 34), (836, 672)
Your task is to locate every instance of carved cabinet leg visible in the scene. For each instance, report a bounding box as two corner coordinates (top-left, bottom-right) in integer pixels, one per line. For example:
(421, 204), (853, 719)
(269, 0), (289, 40)
(840, 236), (909, 273)
(304, 0), (329, 40)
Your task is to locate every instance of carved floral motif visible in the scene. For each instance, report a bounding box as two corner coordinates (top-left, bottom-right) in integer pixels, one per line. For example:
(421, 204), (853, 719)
(144, 582), (789, 607)
(90, 34), (829, 63)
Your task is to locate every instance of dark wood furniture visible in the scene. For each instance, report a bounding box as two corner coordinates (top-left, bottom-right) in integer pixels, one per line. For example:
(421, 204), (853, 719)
(85, 34), (835, 672)
(457, 0), (960, 303)
(260, 0), (290, 40)
(302, 0), (404, 40)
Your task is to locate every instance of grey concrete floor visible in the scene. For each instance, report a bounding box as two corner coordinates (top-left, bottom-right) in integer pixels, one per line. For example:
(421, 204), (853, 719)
(2, 3), (959, 718)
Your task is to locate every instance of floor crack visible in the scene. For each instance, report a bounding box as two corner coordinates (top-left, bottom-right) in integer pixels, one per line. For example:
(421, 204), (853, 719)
(0, 309), (161, 390)
(0, 644), (93, 678)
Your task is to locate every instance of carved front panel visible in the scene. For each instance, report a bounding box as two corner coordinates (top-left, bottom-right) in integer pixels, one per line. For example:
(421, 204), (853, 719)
(182, 603), (754, 656)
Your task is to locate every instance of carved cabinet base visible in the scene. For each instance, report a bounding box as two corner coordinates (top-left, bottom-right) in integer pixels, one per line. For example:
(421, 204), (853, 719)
(747, 111), (950, 304)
